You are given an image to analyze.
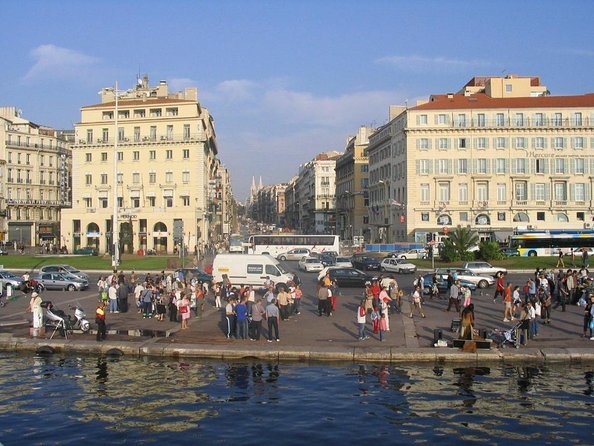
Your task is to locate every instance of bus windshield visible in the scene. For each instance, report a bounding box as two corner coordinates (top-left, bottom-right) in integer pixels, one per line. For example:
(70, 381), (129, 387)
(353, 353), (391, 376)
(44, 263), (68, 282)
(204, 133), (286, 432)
(510, 229), (594, 257)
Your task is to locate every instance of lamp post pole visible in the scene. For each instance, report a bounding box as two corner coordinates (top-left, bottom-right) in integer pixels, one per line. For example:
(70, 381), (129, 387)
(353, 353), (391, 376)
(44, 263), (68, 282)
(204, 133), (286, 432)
(112, 81), (120, 269)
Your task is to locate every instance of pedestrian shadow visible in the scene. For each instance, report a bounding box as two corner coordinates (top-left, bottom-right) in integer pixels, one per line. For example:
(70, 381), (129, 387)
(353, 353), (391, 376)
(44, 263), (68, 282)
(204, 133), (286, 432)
(332, 321), (359, 340)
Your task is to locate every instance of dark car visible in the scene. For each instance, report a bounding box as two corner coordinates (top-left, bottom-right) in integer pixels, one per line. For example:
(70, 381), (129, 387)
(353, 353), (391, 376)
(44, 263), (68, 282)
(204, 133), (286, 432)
(350, 256), (381, 271)
(174, 268), (213, 283)
(500, 247), (519, 257)
(74, 246), (98, 256)
(327, 267), (374, 287)
(421, 273), (477, 295)
(316, 253), (336, 267)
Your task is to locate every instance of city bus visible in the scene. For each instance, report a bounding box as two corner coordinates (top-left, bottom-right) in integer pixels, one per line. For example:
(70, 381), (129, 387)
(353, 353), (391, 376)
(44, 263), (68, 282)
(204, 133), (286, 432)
(509, 229), (594, 256)
(229, 233), (245, 253)
(247, 234), (340, 257)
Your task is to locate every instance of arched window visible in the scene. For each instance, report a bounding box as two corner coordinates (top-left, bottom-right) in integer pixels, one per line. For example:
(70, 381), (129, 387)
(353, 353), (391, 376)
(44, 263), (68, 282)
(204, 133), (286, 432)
(475, 214), (490, 225)
(513, 212), (530, 222)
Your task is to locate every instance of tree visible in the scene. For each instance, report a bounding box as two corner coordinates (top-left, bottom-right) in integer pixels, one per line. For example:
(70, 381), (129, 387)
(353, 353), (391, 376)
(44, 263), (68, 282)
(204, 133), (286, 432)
(443, 226), (479, 261)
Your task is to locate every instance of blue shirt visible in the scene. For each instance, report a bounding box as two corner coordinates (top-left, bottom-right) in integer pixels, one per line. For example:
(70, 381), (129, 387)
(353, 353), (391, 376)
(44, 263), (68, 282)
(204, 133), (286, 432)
(235, 303), (248, 321)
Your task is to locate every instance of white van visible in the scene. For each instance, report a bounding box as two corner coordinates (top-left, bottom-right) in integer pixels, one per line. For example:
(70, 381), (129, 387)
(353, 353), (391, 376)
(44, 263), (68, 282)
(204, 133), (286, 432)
(212, 254), (294, 288)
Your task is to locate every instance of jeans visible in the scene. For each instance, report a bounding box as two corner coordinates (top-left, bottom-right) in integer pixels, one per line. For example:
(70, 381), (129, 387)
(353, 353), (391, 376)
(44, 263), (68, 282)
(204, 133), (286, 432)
(251, 320), (262, 340)
(267, 316), (279, 340)
(142, 300), (152, 316)
(225, 315), (236, 338)
(379, 329), (385, 341)
(294, 298), (301, 314)
(237, 318), (248, 339)
(530, 319), (539, 338)
(358, 322), (366, 339)
(109, 298), (118, 313)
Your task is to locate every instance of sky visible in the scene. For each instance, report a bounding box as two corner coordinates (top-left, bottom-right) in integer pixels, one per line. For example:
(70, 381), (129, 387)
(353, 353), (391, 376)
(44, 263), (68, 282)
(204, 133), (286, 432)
(1, 0), (593, 200)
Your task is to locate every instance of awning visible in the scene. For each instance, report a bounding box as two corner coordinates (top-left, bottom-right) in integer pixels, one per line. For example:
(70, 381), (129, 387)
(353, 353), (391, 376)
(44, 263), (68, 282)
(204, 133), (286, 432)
(494, 231), (513, 242)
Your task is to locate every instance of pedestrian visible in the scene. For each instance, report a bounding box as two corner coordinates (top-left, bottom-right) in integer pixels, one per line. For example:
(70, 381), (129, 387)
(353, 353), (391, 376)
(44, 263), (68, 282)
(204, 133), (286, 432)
(542, 289), (552, 324)
(583, 295), (594, 339)
(459, 303), (475, 340)
(108, 283), (118, 313)
(179, 294), (190, 330)
(409, 285), (425, 318)
(462, 286), (472, 308)
(235, 297), (249, 340)
(379, 284), (392, 330)
(528, 301), (538, 340)
(503, 282), (513, 322)
(277, 287), (290, 321)
(95, 302), (106, 342)
(556, 249), (565, 268)
(363, 281), (374, 314)
(378, 313), (388, 342)
(493, 273), (505, 302)
(27, 291), (43, 330)
(583, 248), (590, 268)
(134, 281), (145, 313)
(446, 280), (461, 313)
(155, 294), (166, 321)
(519, 303), (531, 346)
(117, 279), (129, 313)
(356, 300), (368, 340)
(317, 283), (331, 317)
(250, 298), (265, 341)
(266, 298), (280, 342)
(168, 291), (178, 322)
(293, 285), (303, 315)
(225, 297), (237, 338)
(140, 286), (153, 318)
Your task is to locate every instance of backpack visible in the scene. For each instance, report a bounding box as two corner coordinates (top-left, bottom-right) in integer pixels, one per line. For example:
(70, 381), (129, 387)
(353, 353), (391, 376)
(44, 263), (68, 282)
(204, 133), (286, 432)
(359, 306), (365, 317)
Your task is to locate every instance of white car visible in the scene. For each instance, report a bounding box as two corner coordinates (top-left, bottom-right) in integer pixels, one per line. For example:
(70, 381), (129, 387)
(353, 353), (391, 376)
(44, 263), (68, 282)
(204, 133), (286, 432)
(277, 248), (311, 261)
(380, 258), (417, 274)
(298, 256), (324, 272)
(334, 256), (353, 267)
(462, 261), (507, 277)
(398, 249), (428, 260)
(435, 267), (495, 289)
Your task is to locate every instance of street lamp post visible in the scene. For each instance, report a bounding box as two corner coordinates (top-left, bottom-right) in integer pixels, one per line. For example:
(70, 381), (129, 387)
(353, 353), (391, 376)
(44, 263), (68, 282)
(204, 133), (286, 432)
(112, 81), (120, 269)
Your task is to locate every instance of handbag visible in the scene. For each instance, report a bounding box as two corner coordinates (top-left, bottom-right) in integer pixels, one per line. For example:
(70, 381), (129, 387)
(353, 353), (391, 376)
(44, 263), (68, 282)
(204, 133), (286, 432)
(179, 305), (188, 314)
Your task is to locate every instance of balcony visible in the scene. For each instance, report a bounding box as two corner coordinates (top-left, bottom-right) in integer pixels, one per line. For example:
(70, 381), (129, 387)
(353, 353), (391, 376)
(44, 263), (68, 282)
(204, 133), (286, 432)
(74, 132), (207, 147)
(417, 116), (592, 130)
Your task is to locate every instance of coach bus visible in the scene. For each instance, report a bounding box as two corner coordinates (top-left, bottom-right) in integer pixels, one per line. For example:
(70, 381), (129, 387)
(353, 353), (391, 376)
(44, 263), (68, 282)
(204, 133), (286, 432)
(228, 233), (246, 253)
(509, 228), (594, 256)
(247, 234), (340, 257)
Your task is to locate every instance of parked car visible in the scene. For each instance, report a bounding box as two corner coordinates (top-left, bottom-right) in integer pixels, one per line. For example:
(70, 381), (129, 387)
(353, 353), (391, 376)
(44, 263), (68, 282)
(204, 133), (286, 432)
(298, 256), (324, 272)
(39, 264), (90, 281)
(380, 258), (417, 274)
(397, 249), (428, 260)
(462, 261), (507, 277)
(74, 246), (98, 256)
(276, 248), (311, 261)
(174, 268), (213, 283)
(434, 267), (495, 289)
(421, 273), (477, 296)
(500, 247), (520, 257)
(351, 256), (381, 271)
(35, 272), (89, 291)
(334, 256), (353, 268)
(0, 271), (25, 290)
(327, 267), (374, 287)
(0, 249), (8, 256)
(315, 252), (336, 267)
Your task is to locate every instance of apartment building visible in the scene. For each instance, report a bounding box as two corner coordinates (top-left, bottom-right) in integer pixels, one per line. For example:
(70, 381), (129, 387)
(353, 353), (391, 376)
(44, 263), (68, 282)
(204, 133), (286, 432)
(0, 107), (71, 248)
(335, 126), (372, 243)
(368, 75), (594, 243)
(60, 76), (223, 258)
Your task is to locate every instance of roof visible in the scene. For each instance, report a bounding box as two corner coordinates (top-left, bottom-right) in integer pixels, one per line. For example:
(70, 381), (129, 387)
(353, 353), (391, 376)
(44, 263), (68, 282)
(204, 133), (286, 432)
(411, 92), (594, 111)
(82, 97), (196, 109)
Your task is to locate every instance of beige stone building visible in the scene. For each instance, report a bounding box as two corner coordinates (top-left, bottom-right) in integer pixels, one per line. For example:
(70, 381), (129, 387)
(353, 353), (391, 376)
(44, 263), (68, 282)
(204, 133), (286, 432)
(367, 75), (594, 243)
(0, 107), (71, 248)
(61, 76), (225, 260)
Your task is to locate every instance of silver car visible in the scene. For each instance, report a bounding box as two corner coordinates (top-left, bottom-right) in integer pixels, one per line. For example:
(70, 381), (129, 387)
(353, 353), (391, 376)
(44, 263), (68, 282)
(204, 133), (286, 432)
(40, 264), (89, 281)
(276, 248), (311, 261)
(0, 271), (25, 290)
(380, 258), (417, 274)
(35, 272), (89, 291)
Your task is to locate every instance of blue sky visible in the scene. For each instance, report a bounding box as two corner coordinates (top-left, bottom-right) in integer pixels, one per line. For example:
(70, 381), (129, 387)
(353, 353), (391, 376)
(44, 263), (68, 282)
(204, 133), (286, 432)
(1, 0), (593, 200)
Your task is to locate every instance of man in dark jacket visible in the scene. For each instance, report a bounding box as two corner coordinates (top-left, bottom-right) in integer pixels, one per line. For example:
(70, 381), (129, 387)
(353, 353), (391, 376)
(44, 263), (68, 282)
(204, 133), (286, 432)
(116, 280), (129, 313)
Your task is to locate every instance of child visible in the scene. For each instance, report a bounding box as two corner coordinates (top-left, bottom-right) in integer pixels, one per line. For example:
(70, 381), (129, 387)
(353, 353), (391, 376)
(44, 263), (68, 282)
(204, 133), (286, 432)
(371, 308), (380, 334)
(356, 301), (368, 340)
(379, 313), (388, 342)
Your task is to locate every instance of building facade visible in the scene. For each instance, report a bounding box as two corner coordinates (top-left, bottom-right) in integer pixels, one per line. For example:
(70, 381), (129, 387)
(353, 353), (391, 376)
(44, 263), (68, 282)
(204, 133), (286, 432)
(368, 75), (594, 243)
(0, 107), (71, 248)
(61, 76), (224, 258)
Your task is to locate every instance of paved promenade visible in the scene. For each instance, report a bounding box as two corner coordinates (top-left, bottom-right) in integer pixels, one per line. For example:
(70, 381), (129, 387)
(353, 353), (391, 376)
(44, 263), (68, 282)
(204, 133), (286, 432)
(1, 268), (594, 363)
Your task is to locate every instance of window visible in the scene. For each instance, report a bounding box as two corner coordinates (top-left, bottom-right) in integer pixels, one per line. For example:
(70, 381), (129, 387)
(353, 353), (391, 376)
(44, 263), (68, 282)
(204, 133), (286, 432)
(100, 198), (108, 208)
(459, 212), (468, 222)
(134, 127), (140, 142)
(553, 112), (562, 126)
(554, 158), (566, 174)
(102, 128), (109, 142)
(85, 153), (92, 162)
(85, 174), (92, 185)
(534, 113), (544, 126)
(86, 129), (93, 143)
(181, 196), (190, 206)
(513, 159), (527, 174)
(476, 137), (488, 149)
(495, 158), (507, 174)
(117, 151), (123, 161)
(553, 137), (565, 149)
(149, 173), (156, 184)
(118, 110), (129, 119)
(131, 197), (140, 208)
(495, 137), (506, 149)
(554, 182), (567, 201)
(421, 212), (429, 222)
(457, 159), (468, 174)
(476, 113), (486, 127)
(514, 181), (528, 200)
(83, 197), (92, 208)
(573, 137), (584, 149)
(166, 149), (173, 160)
(166, 125), (173, 140)
(458, 183), (468, 202)
(438, 182), (450, 202)
(497, 183), (507, 201)
(102, 111), (113, 120)
(574, 112), (583, 126)
(182, 171), (190, 183)
(118, 127), (125, 142)
(150, 108), (162, 117)
(505, 84), (512, 93)
(514, 137), (526, 149)
(418, 114), (428, 125)
(535, 158), (547, 174)
(101, 152), (108, 162)
(476, 159), (488, 174)
(150, 126), (157, 141)
(497, 212), (506, 221)
(101, 174), (108, 184)
(133, 151), (140, 161)
(534, 183), (546, 201)
(418, 159), (431, 174)
(183, 149), (190, 159)
(495, 113), (505, 126)
(165, 172), (173, 183)
(437, 159), (449, 174)
(534, 137), (545, 149)
(458, 138), (467, 149)
(133, 173), (140, 184)
(166, 107), (179, 117)
(574, 158), (585, 174)
(537, 212), (545, 221)
(437, 114), (448, 125)
(476, 182), (488, 201)
(577, 212), (585, 221)
(183, 124), (191, 140)
(514, 113), (524, 126)
(420, 184), (429, 202)
(147, 196), (156, 207)
(134, 109), (145, 118)
(456, 114), (466, 127)
(575, 183), (586, 202)
(438, 138), (449, 149)
(149, 150), (156, 160)
(418, 138), (430, 150)
(165, 197), (173, 207)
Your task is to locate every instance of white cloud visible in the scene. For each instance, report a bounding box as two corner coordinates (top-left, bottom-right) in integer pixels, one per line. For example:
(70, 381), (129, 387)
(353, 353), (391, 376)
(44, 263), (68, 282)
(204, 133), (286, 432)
(376, 54), (491, 71)
(168, 77), (197, 91)
(23, 44), (99, 82)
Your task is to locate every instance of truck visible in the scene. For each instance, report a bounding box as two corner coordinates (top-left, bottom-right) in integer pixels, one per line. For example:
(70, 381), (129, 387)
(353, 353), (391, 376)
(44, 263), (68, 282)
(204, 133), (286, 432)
(212, 254), (294, 289)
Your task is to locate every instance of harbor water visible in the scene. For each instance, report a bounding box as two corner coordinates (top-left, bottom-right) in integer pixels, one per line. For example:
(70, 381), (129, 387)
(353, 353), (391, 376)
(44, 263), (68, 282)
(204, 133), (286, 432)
(0, 352), (592, 445)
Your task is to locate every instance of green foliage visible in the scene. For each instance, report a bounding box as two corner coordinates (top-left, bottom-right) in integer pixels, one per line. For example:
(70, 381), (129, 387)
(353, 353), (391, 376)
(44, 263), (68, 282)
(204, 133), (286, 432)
(439, 239), (460, 262)
(442, 226), (479, 261)
(479, 241), (504, 261)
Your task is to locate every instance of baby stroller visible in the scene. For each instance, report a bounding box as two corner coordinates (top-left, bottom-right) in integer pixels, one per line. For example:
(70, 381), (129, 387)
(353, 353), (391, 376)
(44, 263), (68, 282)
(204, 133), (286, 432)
(489, 321), (521, 348)
(42, 301), (71, 339)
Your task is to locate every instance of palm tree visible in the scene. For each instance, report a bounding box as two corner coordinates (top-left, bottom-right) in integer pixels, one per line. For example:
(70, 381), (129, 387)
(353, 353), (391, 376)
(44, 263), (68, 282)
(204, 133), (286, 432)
(446, 226), (479, 260)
